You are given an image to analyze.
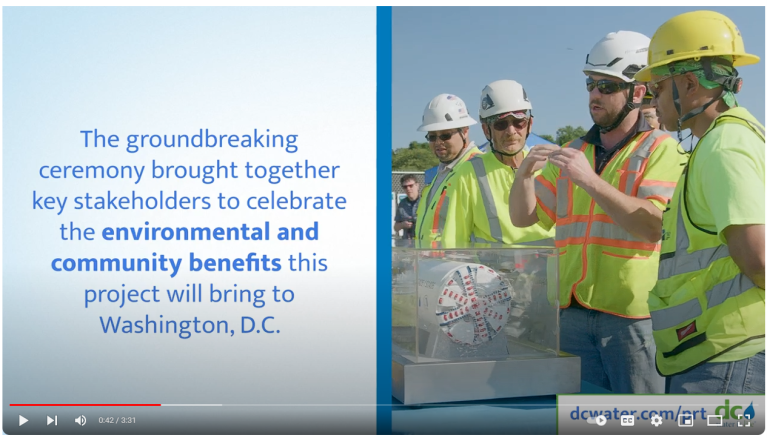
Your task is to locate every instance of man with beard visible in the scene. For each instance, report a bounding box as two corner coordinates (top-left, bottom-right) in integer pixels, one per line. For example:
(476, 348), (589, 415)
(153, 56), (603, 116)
(414, 94), (482, 245)
(509, 31), (686, 393)
(438, 80), (553, 247)
(637, 10), (764, 394)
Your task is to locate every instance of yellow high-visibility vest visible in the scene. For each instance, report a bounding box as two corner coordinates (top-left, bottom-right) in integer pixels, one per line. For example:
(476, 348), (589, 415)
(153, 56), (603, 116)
(535, 129), (686, 317)
(649, 113), (766, 376)
(415, 145), (482, 245)
(440, 150), (554, 247)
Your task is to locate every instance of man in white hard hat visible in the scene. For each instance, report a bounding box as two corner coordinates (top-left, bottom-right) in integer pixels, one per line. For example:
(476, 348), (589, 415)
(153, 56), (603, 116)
(414, 94), (482, 245)
(510, 31), (687, 393)
(438, 80), (552, 247)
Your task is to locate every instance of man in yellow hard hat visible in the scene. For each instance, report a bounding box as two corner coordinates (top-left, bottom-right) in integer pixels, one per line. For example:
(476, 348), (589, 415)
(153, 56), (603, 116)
(636, 10), (765, 394)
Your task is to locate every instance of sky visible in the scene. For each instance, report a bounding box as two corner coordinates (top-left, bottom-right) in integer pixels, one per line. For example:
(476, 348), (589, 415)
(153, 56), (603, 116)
(392, 6), (766, 149)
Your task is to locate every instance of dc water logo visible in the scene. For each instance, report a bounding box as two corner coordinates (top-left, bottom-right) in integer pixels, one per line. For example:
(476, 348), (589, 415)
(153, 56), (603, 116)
(715, 400), (756, 421)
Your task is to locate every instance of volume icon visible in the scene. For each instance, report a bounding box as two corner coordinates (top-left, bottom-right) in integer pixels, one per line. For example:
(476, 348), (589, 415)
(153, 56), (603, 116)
(75, 415), (86, 426)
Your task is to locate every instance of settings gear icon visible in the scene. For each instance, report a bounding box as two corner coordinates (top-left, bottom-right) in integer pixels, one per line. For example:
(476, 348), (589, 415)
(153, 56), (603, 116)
(650, 414), (663, 427)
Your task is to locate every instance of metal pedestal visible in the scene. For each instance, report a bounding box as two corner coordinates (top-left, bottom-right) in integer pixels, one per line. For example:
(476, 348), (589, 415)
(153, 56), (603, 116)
(392, 349), (580, 405)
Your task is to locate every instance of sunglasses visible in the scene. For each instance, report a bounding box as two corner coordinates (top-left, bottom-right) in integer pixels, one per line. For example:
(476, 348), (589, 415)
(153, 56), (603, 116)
(492, 117), (528, 131)
(647, 75), (673, 98)
(586, 77), (631, 95)
(426, 130), (460, 142)
(402, 183), (416, 189)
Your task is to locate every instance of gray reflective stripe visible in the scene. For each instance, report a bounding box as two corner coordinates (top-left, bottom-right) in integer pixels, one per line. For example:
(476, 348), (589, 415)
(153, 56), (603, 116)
(706, 273), (755, 309)
(654, 169), (756, 329)
(637, 185), (675, 200)
(675, 201), (690, 252)
(556, 178), (569, 218)
(470, 158), (504, 243)
(658, 193), (719, 280)
(553, 139), (583, 219)
(741, 118), (765, 139)
(589, 221), (646, 243)
(624, 130), (665, 195)
(424, 182), (439, 210)
(651, 299), (702, 331)
(556, 221), (647, 243)
(534, 179), (556, 213)
(564, 139), (585, 150)
(556, 222), (587, 240)
(650, 273), (756, 331)
(658, 244), (730, 280)
(437, 195), (450, 233)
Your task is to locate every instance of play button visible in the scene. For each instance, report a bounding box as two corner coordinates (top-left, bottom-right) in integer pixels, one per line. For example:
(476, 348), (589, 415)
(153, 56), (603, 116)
(19, 415), (28, 426)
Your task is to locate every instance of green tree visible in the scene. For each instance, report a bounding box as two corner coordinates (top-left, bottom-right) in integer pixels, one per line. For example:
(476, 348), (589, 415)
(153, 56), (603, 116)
(539, 134), (556, 143)
(555, 125), (587, 146)
(392, 141), (438, 171)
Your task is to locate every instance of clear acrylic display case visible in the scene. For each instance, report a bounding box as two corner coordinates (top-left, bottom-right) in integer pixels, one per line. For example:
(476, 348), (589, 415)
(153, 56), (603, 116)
(392, 241), (580, 405)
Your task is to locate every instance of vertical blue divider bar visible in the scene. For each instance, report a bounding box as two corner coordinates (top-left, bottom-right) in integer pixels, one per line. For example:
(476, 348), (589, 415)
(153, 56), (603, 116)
(376, 5), (393, 435)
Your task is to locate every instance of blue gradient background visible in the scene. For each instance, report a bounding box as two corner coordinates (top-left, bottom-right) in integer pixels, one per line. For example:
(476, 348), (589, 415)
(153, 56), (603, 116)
(3, 7), (377, 434)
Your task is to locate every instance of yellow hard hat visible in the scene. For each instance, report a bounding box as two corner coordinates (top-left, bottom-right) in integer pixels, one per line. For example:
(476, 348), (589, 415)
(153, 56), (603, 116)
(635, 10), (760, 81)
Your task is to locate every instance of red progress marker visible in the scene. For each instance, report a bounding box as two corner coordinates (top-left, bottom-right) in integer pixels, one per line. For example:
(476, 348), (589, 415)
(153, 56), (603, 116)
(10, 404), (161, 406)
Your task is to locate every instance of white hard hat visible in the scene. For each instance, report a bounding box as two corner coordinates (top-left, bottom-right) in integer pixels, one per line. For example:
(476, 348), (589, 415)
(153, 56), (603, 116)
(479, 80), (532, 120)
(417, 94), (478, 132)
(583, 31), (651, 82)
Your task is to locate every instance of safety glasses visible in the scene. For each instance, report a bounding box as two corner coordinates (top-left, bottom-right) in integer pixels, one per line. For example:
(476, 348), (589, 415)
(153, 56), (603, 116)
(586, 77), (631, 95)
(647, 75), (673, 98)
(426, 130), (459, 142)
(492, 117), (529, 131)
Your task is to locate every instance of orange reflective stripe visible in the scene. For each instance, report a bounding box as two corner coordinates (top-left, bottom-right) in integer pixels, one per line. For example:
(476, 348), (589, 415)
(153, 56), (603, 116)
(617, 132), (650, 193)
(557, 215), (591, 225)
(536, 175), (556, 193)
(570, 199), (596, 296)
(538, 199), (556, 222)
(637, 180), (677, 203)
(622, 131), (670, 195)
(638, 180), (677, 187)
(464, 151), (481, 161)
(591, 214), (614, 224)
(587, 236), (660, 251)
(535, 176), (557, 221)
(619, 131), (652, 194)
(564, 138), (587, 151)
(431, 189), (448, 233)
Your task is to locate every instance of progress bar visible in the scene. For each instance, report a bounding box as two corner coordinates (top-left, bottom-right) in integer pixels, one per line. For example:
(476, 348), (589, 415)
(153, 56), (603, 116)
(10, 404), (161, 407)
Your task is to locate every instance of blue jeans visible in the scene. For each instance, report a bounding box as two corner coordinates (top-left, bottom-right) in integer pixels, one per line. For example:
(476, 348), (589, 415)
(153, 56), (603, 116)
(560, 307), (665, 394)
(667, 351), (765, 394)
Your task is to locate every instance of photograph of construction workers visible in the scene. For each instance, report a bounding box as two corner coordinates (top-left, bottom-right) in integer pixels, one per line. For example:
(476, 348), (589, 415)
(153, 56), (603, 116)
(392, 7), (764, 395)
